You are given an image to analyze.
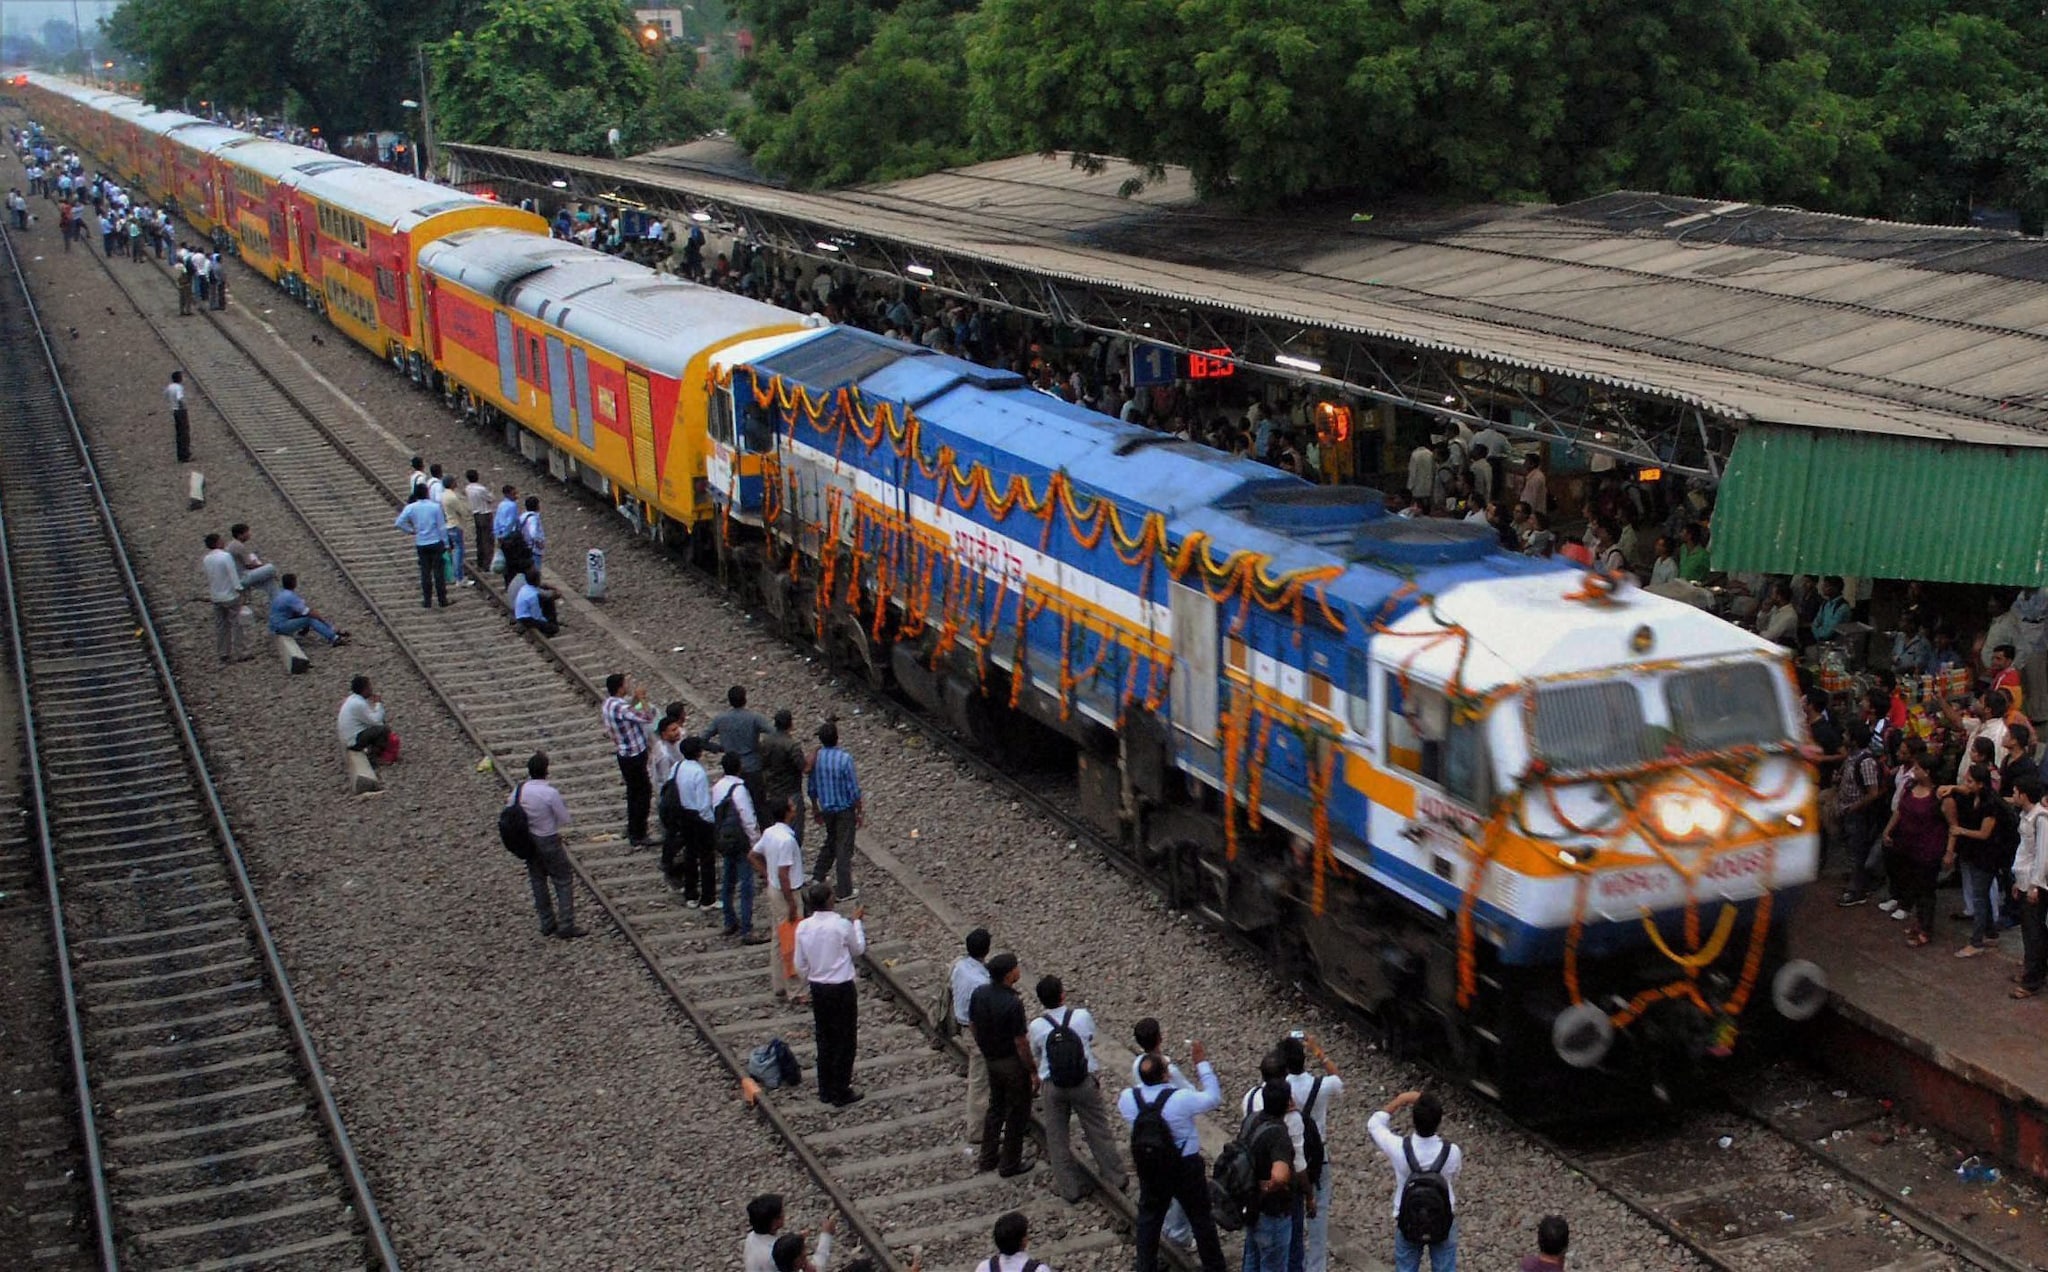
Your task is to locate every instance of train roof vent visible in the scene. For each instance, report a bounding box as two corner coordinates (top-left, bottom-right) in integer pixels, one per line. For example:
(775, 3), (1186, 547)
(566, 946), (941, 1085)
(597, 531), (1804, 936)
(1241, 482), (1385, 534)
(1351, 516), (1499, 566)
(761, 328), (920, 388)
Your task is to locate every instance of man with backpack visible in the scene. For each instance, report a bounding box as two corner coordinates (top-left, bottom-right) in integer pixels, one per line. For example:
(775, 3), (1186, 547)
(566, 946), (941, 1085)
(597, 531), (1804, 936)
(505, 752), (582, 939)
(1230, 1081), (1298, 1271)
(1118, 1045), (1229, 1272)
(711, 752), (767, 943)
(1369, 1090), (1461, 1272)
(1025, 976), (1128, 1203)
(973, 1212), (1051, 1272)
(1282, 1034), (1345, 1272)
(663, 736), (718, 906)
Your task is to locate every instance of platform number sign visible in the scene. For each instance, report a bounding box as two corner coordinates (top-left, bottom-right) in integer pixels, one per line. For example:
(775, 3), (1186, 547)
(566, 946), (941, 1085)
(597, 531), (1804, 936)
(1129, 341), (1178, 388)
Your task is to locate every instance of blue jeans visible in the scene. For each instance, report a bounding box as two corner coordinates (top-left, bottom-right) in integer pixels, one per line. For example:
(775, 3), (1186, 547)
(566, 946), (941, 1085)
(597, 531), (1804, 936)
(721, 853), (754, 932)
(445, 527), (466, 579)
(1242, 1210), (1293, 1272)
(270, 614), (338, 645)
(1394, 1220), (1457, 1272)
(1301, 1169), (1332, 1272)
(1962, 860), (2004, 946)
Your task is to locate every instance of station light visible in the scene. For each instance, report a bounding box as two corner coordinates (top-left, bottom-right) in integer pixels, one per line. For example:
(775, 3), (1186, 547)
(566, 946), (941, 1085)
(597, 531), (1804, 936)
(906, 263), (935, 278)
(550, 178), (569, 189)
(643, 25), (662, 43)
(1274, 354), (1321, 374)
(690, 210), (711, 223)
(815, 240), (840, 252)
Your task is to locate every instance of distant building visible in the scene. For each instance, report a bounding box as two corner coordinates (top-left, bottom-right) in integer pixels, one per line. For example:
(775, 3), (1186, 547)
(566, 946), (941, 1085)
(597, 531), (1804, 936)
(633, 8), (687, 40)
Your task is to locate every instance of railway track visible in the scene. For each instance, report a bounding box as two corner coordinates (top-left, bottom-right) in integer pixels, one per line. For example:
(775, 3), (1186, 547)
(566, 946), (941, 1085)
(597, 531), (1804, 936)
(0, 229), (396, 1267)
(37, 127), (2048, 1270)
(58, 173), (1164, 1272)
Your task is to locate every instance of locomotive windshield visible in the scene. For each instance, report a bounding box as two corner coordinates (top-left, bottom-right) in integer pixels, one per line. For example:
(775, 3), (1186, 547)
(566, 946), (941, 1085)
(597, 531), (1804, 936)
(1529, 660), (1790, 775)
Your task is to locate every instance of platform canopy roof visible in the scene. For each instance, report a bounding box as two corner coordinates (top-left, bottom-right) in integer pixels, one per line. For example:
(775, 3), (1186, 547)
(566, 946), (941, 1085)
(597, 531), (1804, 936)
(447, 143), (2048, 582)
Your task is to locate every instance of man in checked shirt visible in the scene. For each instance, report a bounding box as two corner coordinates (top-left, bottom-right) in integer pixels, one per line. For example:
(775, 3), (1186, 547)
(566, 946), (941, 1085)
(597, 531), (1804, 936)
(601, 673), (658, 846)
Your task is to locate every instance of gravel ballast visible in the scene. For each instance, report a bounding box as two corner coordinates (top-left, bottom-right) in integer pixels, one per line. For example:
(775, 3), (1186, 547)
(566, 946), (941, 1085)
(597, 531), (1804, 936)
(6, 205), (829, 1266)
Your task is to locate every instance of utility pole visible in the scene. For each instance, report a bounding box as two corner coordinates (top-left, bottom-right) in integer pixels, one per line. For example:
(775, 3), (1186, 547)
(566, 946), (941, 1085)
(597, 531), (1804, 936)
(415, 46), (437, 180)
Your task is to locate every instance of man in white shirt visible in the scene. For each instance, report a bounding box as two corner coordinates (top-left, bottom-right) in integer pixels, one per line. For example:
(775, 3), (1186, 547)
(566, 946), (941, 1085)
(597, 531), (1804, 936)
(1027, 976), (1128, 1203)
(1518, 455), (1549, 515)
(2012, 777), (2048, 996)
(953, 929), (993, 1143)
(665, 736), (717, 905)
(1282, 1035), (1345, 1272)
(200, 532), (247, 662)
(742, 1194), (835, 1272)
(463, 470), (495, 563)
(1368, 1090), (1461, 1272)
(792, 882), (866, 1107)
(1405, 443), (1436, 512)
(975, 1211), (1050, 1272)
(710, 753), (763, 940)
(754, 797), (807, 1003)
(335, 674), (389, 755)
(1119, 1045), (1229, 1272)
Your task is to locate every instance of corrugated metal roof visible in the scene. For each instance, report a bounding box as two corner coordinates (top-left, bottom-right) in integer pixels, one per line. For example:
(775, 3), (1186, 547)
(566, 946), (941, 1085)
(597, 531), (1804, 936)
(1711, 425), (2048, 585)
(456, 144), (2048, 450)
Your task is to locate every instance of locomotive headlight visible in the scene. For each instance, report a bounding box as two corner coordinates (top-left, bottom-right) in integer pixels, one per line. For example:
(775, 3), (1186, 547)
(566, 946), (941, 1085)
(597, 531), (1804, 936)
(1651, 791), (1730, 841)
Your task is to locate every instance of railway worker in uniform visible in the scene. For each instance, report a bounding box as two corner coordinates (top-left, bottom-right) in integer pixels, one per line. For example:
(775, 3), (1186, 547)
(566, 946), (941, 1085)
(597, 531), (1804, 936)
(807, 721), (864, 902)
(165, 370), (192, 462)
(268, 574), (348, 646)
(793, 881), (866, 1107)
(755, 796), (807, 1003)
(952, 928), (993, 1144)
(1027, 975), (1129, 1203)
(393, 485), (452, 609)
(511, 569), (562, 635)
(1282, 1033), (1345, 1272)
(493, 484), (527, 585)
(665, 735), (718, 904)
(464, 471), (495, 571)
(601, 673), (659, 845)
(1120, 1043), (1229, 1272)
(438, 476), (469, 584)
(760, 709), (808, 845)
(513, 752), (583, 939)
(336, 675), (390, 760)
(518, 496), (547, 574)
(201, 533), (248, 663)
(970, 952), (1036, 1178)
(1368, 1090), (1461, 1272)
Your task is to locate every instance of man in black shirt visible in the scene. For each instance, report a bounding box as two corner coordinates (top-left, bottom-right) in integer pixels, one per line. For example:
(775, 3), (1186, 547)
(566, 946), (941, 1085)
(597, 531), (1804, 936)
(969, 952), (1035, 1176)
(1241, 1080), (1297, 1272)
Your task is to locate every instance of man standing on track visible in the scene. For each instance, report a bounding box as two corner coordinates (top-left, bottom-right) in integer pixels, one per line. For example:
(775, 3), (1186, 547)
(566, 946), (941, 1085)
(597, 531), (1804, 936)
(165, 370), (191, 462)
(970, 952), (1036, 1178)
(754, 795), (807, 1003)
(201, 532), (247, 663)
(807, 721), (864, 902)
(601, 673), (658, 846)
(393, 485), (451, 609)
(493, 484), (527, 586)
(793, 881), (865, 1107)
(439, 476), (469, 585)
(1121, 1044), (1229, 1272)
(760, 709), (808, 846)
(709, 685), (770, 807)
(514, 752), (583, 940)
(465, 470), (494, 572)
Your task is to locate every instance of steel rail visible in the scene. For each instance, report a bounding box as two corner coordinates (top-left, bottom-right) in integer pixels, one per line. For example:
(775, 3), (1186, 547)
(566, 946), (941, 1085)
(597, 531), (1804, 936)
(0, 217), (401, 1270)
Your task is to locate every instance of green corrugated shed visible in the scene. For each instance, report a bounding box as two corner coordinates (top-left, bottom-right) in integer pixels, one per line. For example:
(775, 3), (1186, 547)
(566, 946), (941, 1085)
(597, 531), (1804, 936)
(1712, 425), (2048, 586)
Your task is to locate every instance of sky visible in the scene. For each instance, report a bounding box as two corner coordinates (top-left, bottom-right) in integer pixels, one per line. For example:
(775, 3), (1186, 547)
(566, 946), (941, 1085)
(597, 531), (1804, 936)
(0, 1), (123, 43)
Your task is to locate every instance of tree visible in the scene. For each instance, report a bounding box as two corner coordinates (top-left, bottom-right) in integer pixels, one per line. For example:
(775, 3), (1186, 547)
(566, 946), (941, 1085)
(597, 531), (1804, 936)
(427, 0), (652, 153)
(1952, 88), (2048, 232)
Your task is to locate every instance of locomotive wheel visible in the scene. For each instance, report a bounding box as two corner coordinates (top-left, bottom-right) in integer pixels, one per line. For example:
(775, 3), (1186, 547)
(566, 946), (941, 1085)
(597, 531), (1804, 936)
(828, 615), (885, 690)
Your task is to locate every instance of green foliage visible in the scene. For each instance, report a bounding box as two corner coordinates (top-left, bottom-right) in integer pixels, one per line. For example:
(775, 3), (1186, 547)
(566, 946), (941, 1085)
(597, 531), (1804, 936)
(736, 0), (979, 186)
(428, 0), (650, 151)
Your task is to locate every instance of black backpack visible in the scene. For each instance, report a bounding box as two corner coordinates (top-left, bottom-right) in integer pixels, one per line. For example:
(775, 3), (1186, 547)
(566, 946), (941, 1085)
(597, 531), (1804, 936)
(714, 785), (750, 857)
(1397, 1135), (1455, 1246)
(1043, 1009), (1089, 1089)
(657, 769), (684, 832)
(1128, 1089), (1178, 1179)
(498, 782), (536, 861)
(1211, 1110), (1287, 1232)
(1299, 1075), (1327, 1187)
(987, 1257), (1038, 1272)
(1992, 797), (2022, 865)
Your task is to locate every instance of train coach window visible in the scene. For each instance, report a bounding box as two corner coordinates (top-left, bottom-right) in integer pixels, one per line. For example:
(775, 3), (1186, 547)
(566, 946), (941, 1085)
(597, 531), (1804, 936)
(708, 388), (734, 444)
(1345, 649), (1370, 735)
(1384, 675), (1491, 806)
(375, 268), (397, 302)
(739, 399), (774, 453)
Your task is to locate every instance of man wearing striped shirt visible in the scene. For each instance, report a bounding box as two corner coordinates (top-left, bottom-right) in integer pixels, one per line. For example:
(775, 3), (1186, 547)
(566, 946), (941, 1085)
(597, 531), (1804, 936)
(807, 721), (864, 901)
(602, 673), (658, 845)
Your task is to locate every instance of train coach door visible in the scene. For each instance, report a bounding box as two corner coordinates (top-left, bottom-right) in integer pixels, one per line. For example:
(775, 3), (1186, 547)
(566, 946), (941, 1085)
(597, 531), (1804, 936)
(1168, 583), (1218, 745)
(626, 368), (658, 492)
(493, 312), (518, 404)
(544, 336), (572, 437)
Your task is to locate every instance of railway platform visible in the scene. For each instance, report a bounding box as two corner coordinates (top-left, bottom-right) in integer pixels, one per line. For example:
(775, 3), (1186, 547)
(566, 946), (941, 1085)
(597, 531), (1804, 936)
(1793, 886), (2048, 1182)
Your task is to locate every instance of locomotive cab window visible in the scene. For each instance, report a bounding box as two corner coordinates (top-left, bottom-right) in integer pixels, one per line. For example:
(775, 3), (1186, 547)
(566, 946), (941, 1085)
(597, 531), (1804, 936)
(736, 397), (773, 453)
(708, 386), (735, 445)
(1385, 674), (1490, 807)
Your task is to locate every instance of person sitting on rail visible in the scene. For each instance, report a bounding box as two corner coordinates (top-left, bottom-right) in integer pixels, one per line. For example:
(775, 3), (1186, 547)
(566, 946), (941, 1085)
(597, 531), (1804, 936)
(336, 675), (391, 762)
(511, 569), (562, 636)
(269, 573), (349, 647)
